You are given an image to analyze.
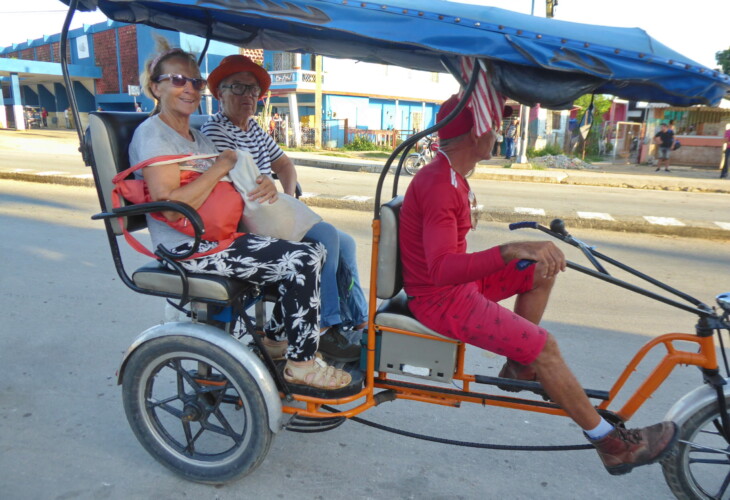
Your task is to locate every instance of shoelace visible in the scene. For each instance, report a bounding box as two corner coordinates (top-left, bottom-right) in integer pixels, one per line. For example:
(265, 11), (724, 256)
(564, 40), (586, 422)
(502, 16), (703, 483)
(614, 427), (643, 445)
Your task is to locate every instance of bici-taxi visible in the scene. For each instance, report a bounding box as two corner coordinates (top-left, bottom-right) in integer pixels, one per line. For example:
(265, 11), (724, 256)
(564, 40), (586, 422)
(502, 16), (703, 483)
(59, 0), (730, 498)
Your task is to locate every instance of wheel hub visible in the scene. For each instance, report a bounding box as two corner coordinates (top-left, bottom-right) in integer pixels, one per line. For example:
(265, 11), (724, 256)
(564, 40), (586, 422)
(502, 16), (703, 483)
(181, 401), (204, 422)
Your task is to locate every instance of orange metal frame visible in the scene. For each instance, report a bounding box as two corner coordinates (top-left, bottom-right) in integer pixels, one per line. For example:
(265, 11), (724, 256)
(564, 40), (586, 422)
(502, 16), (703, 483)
(279, 216), (719, 423)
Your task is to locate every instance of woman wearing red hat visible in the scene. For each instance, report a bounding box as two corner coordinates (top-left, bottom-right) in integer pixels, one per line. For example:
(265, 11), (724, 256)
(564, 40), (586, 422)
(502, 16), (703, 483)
(202, 55), (368, 364)
(128, 41), (352, 392)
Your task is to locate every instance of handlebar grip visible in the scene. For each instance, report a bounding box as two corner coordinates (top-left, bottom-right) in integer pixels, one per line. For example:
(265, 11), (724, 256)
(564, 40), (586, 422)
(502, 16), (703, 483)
(509, 221), (538, 230)
(516, 259), (536, 270)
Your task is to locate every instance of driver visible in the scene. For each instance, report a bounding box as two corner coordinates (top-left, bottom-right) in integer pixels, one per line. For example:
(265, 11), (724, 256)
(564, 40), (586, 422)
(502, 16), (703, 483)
(398, 94), (678, 475)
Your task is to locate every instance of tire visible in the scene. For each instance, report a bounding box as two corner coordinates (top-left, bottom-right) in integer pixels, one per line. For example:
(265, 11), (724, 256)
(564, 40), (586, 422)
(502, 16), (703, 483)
(662, 395), (730, 499)
(122, 336), (273, 484)
(403, 154), (425, 176)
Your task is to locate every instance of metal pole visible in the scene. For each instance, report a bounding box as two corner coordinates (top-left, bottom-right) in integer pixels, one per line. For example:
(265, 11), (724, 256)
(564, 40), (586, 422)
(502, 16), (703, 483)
(517, 0), (535, 164)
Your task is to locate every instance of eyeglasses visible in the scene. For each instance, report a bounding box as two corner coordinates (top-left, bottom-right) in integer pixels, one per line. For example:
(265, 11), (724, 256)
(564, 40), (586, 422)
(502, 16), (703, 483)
(219, 83), (261, 97)
(156, 74), (207, 91)
(468, 190), (480, 230)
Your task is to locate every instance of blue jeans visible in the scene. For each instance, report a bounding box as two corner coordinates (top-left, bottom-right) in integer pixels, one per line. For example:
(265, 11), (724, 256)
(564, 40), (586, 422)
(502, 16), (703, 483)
(304, 221), (368, 329)
(504, 137), (515, 158)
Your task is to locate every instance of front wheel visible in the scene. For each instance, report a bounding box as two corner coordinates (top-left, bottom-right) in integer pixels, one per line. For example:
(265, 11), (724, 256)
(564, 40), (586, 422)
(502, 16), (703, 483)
(403, 154), (425, 176)
(662, 395), (730, 499)
(122, 336), (273, 484)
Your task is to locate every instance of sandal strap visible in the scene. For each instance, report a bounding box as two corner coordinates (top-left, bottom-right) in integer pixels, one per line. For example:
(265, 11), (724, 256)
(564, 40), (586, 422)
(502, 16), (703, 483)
(284, 356), (351, 389)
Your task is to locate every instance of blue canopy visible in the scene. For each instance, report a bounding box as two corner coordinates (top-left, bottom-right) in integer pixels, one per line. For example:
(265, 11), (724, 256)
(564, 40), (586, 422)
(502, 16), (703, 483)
(64, 0), (729, 107)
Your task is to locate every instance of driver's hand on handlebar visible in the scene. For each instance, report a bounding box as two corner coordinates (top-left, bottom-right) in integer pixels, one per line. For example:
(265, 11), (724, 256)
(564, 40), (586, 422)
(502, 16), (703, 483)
(500, 241), (566, 279)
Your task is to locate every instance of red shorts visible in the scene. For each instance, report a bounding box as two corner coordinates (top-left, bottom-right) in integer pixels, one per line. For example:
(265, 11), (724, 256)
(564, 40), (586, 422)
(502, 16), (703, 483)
(408, 259), (548, 365)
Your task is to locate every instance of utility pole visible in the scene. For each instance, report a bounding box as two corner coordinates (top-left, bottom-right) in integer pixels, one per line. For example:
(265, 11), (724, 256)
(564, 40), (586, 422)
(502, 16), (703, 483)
(314, 55), (323, 149)
(516, 0), (537, 164)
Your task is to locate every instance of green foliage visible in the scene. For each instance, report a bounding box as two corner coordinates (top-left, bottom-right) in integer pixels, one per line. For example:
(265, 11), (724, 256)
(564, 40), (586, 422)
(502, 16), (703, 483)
(527, 144), (563, 158)
(716, 47), (730, 75)
(572, 94), (614, 157)
(343, 135), (393, 151)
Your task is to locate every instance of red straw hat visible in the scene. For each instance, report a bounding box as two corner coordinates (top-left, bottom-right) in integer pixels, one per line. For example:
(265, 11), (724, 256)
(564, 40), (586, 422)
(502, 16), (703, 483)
(207, 55), (271, 100)
(436, 94), (474, 140)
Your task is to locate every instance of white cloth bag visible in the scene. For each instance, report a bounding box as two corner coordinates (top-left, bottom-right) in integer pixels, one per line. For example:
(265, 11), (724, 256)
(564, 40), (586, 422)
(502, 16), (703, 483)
(227, 150), (322, 241)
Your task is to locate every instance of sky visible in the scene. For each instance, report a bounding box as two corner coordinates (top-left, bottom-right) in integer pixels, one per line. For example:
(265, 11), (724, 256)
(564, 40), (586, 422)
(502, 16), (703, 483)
(1, 0), (728, 70)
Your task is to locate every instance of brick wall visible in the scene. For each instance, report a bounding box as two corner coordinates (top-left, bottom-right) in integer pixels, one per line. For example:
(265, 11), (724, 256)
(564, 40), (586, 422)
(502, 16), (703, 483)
(20, 48), (33, 60)
(0, 52), (19, 59)
(241, 48), (264, 64)
(118, 25), (139, 90)
(36, 44), (51, 62)
(51, 42), (71, 63)
(93, 30), (119, 94)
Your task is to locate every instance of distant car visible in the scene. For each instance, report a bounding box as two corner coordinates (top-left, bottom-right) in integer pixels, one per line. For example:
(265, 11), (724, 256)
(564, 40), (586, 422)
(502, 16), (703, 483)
(23, 107), (41, 129)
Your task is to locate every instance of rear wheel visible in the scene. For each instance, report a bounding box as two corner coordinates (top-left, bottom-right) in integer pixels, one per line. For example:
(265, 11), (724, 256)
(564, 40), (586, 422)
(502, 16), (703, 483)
(662, 395), (730, 499)
(403, 154), (425, 176)
(122, 336), (273, 484)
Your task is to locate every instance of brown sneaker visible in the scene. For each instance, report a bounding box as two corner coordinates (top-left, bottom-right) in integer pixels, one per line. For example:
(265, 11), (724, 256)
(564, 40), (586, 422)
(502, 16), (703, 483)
(496, 359), (537, 392)
(592, 422), (678, 475)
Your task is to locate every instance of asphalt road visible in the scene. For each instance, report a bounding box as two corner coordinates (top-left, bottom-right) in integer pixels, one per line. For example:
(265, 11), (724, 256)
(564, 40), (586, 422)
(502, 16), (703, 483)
(2, 180), (729, 499)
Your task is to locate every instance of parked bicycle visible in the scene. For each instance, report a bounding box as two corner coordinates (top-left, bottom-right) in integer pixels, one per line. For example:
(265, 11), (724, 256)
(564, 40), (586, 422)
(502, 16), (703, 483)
(403, 136), (474, 177)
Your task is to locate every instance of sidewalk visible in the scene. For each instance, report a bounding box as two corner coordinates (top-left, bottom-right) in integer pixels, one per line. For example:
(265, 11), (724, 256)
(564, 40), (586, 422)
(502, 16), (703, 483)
(1, 127), (729, 240)
(287, 150), (729, 194)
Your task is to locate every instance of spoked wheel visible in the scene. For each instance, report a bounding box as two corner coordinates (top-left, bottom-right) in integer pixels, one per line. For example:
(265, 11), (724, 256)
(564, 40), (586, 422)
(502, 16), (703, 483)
(662, 396), (730, 499)
(122, 336), (273, 484)
(403, 154), (425, 176)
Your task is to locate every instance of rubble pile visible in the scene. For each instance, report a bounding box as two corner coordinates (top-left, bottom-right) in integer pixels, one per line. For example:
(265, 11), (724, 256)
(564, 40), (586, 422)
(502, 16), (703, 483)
(530, 154), (599, 170)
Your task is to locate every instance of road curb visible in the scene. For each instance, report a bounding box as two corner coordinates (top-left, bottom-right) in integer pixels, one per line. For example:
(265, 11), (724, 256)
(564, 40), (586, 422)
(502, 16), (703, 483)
(3, 169), (729, 241)
(298, 195), (730, 241)
(0, 171), (95, 188)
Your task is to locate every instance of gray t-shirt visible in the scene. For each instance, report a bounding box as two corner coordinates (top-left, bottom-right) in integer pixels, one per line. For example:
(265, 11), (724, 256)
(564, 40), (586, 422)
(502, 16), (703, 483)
(128, 115), (220, 251)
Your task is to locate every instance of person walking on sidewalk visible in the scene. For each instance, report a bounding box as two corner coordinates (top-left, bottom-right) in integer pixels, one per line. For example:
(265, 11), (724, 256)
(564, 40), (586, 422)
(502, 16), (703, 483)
(64, 108), (71, 129)
(504, 117), (518, 160)
(399, 94), (678, 476)
(720, 126), (730, 179)
(654, 123), (674, 172)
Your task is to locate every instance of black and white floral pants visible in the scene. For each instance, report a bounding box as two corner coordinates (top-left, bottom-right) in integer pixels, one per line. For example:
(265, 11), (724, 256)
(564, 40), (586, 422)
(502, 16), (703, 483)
(172, 234), (326, 362)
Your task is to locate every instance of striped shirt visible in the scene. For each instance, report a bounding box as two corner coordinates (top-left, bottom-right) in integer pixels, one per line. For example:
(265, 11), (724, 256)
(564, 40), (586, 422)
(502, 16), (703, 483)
(200, 112), (284, 175)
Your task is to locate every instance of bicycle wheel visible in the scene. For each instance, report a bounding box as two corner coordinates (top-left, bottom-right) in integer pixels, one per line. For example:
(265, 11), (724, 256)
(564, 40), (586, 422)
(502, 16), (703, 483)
(662, 395), (730, 499)
(403, 154), (425, 176)
(122, 335), (273, 484)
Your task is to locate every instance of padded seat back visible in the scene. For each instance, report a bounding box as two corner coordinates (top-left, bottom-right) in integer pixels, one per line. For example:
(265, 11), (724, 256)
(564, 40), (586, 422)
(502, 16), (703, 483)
(376, 196), (404, 300)
(87, 111), (211, 235)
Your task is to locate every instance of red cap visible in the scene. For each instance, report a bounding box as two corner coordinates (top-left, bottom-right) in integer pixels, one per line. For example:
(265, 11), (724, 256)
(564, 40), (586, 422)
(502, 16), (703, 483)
(207, 55), (271, 100)
(436, 94), (474, 140)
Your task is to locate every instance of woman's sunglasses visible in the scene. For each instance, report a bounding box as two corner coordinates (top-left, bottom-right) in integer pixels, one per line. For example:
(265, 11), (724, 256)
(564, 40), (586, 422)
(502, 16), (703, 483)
(156, 74), (207, 91)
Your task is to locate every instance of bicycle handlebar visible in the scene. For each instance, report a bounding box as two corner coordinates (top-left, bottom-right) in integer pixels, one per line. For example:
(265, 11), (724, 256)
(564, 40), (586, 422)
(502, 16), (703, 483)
(509, 219), (712, 316)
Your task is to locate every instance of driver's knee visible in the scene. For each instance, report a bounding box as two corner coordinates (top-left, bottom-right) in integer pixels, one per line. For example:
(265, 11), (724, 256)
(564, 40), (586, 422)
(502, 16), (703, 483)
(532, 333), (563, 369)
(532, 263), (558, 291)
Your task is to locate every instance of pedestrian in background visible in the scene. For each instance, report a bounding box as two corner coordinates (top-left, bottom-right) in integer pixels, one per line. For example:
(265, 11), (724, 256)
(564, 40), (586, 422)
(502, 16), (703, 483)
(64, 108), (70, 128)
(721, 126), (730, 179)
(41, 107), (48, 127)
(653, 123), (674, 172)
(504, 117), (518, 160)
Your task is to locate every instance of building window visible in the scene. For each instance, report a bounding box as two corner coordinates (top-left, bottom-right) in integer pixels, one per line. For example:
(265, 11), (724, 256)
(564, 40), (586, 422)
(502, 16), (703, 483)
(551, 111), (562, 131)
(273, 52), (296, 71)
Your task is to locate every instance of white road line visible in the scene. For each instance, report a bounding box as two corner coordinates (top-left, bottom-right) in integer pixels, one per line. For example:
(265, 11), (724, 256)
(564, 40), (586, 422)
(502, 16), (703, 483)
(342, 195), (372, 202)
(70, 174), (93, 179)
(515, 207), (545, 216)
(2, 168), (34, 173)
(577, 211), (614, 221)
(299, 192), (318, 199)
(35, 171), (68, 176)
(715, 222), (730, 231)
(644, 216), (685, 226)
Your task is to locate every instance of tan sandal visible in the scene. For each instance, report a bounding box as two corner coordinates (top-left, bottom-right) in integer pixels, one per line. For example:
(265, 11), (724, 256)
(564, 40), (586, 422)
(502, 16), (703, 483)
(262, 337), (288, 360)
(284, 356), (352, 390)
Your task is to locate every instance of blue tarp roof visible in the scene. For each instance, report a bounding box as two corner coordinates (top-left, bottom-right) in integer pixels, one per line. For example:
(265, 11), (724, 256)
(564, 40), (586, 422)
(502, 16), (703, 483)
(63, 0), (729, 107)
